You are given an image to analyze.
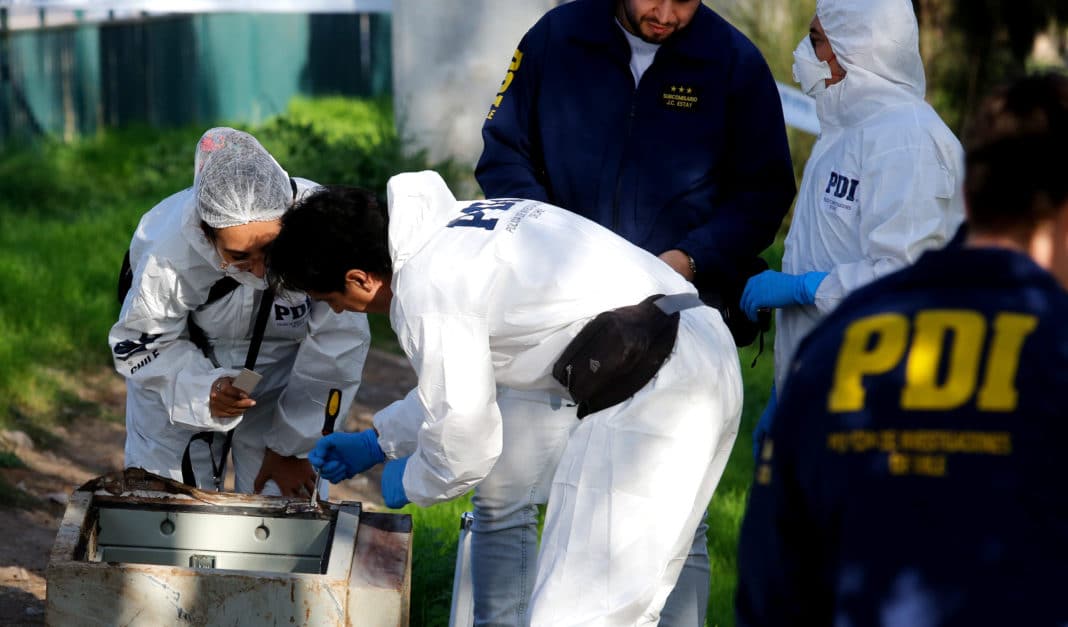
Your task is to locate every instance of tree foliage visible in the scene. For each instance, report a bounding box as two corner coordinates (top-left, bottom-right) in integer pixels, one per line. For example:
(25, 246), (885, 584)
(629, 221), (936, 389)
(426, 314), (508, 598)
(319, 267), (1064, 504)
(715, 0), (1067, 134)
(917, 0), (1068, 131)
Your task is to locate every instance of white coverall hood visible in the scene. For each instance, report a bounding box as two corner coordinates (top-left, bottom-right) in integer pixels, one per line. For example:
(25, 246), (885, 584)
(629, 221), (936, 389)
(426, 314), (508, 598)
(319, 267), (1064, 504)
(385, 170), (461, 275)
(814, 0), (926, 127)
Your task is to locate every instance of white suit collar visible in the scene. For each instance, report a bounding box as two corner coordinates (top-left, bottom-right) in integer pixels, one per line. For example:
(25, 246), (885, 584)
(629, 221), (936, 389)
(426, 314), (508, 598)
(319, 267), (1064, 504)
(385, 170), (460, 274)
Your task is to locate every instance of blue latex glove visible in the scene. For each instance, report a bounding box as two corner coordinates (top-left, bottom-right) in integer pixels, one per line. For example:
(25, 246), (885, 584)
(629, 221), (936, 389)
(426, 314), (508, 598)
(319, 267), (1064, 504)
(752, 386), (778, 460)
(308, 430), (385, 484)
(381, 457), (410, 509)
(740, 270), (829, 321)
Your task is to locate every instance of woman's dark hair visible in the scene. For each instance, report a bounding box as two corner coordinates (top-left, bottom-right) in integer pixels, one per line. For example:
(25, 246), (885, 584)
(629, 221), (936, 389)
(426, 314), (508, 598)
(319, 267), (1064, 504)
(964, 72), (1068, 236)
(268, 185), (391, 293)
(200, 221), (218, 244)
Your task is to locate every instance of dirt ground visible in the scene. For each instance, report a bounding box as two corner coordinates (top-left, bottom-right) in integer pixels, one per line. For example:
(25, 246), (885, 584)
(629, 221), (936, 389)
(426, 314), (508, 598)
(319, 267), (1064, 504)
(0, 348), (416, 626)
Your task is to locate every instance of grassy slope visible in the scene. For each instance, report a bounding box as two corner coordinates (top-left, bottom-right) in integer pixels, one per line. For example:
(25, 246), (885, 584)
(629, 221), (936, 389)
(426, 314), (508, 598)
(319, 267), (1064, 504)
(0, 128), (193, 420)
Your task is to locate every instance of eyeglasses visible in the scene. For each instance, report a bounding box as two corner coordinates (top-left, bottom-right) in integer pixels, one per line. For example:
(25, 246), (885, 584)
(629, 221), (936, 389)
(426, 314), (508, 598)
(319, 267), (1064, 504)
(217, 248), (267, 274)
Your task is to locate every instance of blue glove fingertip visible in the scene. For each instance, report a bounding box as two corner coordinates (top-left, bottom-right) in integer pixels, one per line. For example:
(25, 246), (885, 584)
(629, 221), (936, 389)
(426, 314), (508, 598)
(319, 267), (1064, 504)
(321, 460), (343, 476)
(381, 457), (410, 509)
(309, 448), (330, 471)
(740, 283), (756, 321)
(742, 270), (783, 320)
(309, 436), (331, 460)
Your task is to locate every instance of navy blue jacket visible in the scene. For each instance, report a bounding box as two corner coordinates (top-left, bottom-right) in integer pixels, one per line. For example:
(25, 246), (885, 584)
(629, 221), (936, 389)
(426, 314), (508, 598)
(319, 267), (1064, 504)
(476, 0), (795, 293)
(737, 246), (1068, 626)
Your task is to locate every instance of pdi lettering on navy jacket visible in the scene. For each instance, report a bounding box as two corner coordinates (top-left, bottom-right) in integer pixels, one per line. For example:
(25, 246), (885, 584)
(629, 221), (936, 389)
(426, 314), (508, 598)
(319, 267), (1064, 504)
(737, 246), (1068, 627)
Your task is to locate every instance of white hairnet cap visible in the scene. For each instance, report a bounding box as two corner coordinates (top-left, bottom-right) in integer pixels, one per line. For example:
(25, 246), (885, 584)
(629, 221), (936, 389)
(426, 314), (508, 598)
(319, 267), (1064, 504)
(193, 127), (292, 229)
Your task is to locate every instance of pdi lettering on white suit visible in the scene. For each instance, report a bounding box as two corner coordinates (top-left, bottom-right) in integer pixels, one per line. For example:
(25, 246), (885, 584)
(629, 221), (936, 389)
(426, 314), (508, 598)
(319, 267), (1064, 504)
(824, 171), (860, 203)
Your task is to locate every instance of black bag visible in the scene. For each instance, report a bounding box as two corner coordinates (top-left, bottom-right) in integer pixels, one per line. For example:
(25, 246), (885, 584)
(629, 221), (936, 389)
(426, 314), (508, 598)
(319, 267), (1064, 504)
(552, 293), (701, 419)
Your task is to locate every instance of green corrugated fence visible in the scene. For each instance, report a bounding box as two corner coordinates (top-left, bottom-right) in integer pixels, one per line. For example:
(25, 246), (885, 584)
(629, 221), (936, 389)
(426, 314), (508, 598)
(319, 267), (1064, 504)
(0, 12), (391, 143)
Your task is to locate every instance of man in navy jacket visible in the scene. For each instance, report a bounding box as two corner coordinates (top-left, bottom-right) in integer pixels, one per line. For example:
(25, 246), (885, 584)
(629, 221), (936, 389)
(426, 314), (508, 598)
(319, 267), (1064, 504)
(473, 1), (794, 624)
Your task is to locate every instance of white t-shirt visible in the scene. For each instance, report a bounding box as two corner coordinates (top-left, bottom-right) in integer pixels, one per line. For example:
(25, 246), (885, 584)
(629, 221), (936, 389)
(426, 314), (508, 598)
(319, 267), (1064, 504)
(616, 19), (660, 86)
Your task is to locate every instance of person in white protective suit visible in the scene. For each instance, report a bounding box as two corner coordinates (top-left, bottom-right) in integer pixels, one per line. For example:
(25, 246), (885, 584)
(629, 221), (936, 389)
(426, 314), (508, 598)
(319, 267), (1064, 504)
(109, 127), (370, 496)
(740, 0), (965, 454)
(265, 172), (744, 626)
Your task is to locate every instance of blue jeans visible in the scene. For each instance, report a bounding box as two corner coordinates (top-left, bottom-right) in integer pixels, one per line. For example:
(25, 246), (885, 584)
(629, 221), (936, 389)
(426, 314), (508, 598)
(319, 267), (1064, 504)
(470, 388), (711, 626)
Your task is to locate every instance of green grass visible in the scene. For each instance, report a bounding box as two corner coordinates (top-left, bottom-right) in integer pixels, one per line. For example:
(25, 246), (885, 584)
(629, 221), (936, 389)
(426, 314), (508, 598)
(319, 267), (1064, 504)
(0, 127), (192, 419)
(707, 336), (777, 626)
(367, 313), (403, 355)
(394, 495), (473, 626)
(0, 451), (25, 469)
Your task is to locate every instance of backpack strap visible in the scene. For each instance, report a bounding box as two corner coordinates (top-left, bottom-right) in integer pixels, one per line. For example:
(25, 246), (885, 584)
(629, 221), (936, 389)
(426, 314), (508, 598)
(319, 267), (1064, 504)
(181, 430), (219, 489)
(205, 276), (240, 306)
(652, 293), (703, 315)
(117, 250), (133, 306)
(181, 284), (275, 489)
(187, 277), (241, 365)
(244, 284), (275, 371)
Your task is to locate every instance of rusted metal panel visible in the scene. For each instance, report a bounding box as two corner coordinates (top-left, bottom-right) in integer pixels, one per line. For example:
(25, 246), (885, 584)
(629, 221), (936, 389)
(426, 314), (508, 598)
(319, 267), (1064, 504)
(45, 469), (411, 627)
(346, 512), (414, 627)
(47, 565), (350, 625)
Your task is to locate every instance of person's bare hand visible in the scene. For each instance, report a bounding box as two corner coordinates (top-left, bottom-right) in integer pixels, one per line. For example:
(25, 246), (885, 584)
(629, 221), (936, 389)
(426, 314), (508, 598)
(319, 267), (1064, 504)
(209, 377), (256, 419)
(659, 249), (696, 282)
(253, 448), (316, 497)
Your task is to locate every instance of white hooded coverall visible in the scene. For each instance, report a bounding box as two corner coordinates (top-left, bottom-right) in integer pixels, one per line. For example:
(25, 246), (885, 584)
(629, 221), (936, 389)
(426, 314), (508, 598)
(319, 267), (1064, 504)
(372, 171), (743, 625)
(776, 0), (965, 391)
(110, 178), (370, 493)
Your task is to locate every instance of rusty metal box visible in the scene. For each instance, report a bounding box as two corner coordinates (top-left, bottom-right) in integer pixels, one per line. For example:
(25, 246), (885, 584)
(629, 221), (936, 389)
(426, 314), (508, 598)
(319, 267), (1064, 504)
(45, 469), (412, 626)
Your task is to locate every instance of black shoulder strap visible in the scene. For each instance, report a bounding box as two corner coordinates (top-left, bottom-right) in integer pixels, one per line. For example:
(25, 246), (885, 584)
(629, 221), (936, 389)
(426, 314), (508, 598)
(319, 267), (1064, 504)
(186, 277), (241, 359)
(117, 250), (133, 306)
(205, 277), (240, 307)
(245, 284), (274, 371)
(181, 431), (215, 488)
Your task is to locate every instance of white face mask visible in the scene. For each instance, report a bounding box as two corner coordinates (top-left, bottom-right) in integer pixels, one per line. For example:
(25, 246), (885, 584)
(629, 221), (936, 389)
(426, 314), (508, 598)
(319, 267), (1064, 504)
(792, 37), (832, 97)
